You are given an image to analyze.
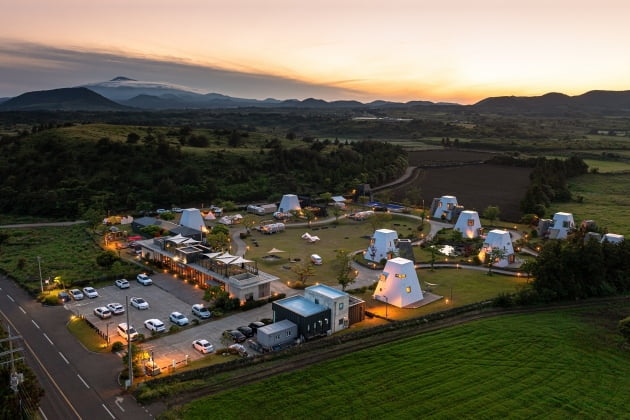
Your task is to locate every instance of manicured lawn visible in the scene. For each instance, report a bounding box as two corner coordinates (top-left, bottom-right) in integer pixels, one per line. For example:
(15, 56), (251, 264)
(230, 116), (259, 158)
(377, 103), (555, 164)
(175, 303), (630, 419)
(549, 173), (630, 234)
(67, 317), (109, 353)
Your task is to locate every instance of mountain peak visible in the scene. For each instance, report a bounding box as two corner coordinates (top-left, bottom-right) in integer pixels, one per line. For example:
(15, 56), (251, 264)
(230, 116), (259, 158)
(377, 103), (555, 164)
(110, 76), (136, 82)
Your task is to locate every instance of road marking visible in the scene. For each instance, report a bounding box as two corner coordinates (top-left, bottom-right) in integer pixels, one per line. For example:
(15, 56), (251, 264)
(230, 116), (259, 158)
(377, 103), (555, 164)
(102, 404), (116, 419)
(77, 374), (90, 389)
(58, 352), (69, 364)
(18, 306), (26, 314)
(7, 294), (14, 302)
(0, 309), (82, 420)
(43, 333), (54, 345)
(38, 407), (48, 420)
(115, 396), (125, 412)
(32, 320), (40, 329)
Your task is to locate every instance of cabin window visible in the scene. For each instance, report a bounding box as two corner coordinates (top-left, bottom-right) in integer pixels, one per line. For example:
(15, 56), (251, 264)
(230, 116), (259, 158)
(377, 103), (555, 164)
(379, 274), (386, 282)
(339, 303), (344, 310)
(314, 298), (319, 304)
(395, 273), (406, 278)
(437, 202), (442, 208)
(467, 219), (474, 226)
(406, 286), (412, 293)
(447, 203), (453, 210)
(339, 319), (344, 325)
(286, 330), (292, 336)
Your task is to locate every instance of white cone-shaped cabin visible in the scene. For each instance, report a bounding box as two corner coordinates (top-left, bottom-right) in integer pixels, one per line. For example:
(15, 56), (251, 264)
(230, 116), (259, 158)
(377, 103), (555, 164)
(373, 257), (423, 308)
(549, 212), (575, 239)
(366, 229), (399, 262)
(179, 208), (205, 231)
(454, 210), (482, 239)
(432, 195), (458, 221)
(601, 233), (624, 244)
(278, 194), (301, 213)
(478, 229), (515, 267)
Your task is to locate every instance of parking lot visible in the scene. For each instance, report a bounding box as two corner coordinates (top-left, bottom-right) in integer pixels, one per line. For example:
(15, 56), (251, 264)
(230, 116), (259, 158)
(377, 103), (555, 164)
(64, 272), (275, 364)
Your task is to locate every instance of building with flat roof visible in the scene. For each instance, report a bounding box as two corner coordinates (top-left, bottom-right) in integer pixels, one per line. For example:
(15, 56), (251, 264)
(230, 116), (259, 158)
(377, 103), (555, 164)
(272, 296), (331, 340)
(305, 284), (349, 333)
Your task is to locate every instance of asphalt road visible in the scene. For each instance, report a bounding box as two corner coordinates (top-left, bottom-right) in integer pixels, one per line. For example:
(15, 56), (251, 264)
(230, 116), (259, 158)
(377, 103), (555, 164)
(0, 275), (157, 419)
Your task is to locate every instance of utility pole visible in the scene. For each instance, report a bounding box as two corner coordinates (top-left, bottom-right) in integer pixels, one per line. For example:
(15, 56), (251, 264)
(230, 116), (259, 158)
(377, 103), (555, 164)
(126, 296), (133, 388)
(37, 256), (43, 293)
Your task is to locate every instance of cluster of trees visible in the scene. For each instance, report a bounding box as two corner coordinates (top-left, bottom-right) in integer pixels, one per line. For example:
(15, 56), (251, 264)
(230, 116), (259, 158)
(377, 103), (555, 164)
(530, 235), (630, 300)
(0, 125), (407, 219)
(519, 156), (588, 216)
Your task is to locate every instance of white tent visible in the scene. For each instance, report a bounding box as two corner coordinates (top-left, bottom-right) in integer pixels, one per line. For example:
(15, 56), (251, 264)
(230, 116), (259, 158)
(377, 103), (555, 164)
(301, 232), (320, 242)
(278, 194), (301, 213)
(204, 211), (216, 220)
(366, 229), (398, 262)
(549, 212), (575, 239)
(454, 210), (482, 239)
(478, 229), (515, 267)
(373, 257), (423, 308)
(601, 233), (624, 244)
(432, 195), (458, 220)
(180, 208), (205, 231)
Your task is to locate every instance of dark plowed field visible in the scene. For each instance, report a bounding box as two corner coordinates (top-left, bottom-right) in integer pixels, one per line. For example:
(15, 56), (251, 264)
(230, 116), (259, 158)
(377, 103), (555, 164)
(393, 150), (532, 222)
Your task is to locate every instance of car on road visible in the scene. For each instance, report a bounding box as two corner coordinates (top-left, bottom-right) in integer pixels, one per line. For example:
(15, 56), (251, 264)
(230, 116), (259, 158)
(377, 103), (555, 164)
(136, 273), (153, 286)
(246, 339), (264, 353)
(228, 343), (248, 357)
(130, 297), (149, 310)
(192, 339), (214, 354)
(248, 321), (265, 333)
(106, 302), (124, 315)
(237, 326), (254, 338)
(169, 311), (189, 326)
(57, 291), (71, 303)
(171, 207), (183, 213)
(94, 306), (112, 319)
(69, 289), (84, 300)
(144, 318), (166, 333)
(224, 329), (247, 343)
(83, 286), (99, 299)
(192, 304), (211, 319)
(114, 278), (130, 289)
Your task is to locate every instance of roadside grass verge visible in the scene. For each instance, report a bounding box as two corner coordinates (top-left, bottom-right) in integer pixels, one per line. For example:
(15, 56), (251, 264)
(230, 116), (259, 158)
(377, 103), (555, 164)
(170, 302), (630, 419)
(67, 317), (109, 353)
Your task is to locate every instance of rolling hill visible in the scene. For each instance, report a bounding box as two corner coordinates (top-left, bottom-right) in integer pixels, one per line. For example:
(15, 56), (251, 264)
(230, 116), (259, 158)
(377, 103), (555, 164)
(0, 87), (129, 111)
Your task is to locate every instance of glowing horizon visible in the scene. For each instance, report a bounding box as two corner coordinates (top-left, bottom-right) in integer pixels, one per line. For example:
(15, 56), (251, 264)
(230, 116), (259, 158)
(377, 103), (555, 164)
(2, 0), (630, 104)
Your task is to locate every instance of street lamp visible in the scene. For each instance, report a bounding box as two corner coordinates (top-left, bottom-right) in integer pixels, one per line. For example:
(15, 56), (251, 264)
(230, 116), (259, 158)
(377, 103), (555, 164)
(37, 256), (43, 293)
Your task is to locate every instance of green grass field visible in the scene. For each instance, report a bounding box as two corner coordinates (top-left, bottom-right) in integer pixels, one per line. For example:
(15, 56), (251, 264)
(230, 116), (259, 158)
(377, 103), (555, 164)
(172, 303), (630, 419)
(549, 173), (630, 234)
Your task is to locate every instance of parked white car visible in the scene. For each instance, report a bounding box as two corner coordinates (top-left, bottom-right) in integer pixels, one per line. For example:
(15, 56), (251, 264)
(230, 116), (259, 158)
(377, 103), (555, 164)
(192, 339), (214, 354)
(169, 311), (190, 326)
(106, 302), (125, 315)
(114, 279), (130, 289)
(144, 319), (165, 333)
(136, 274), (153, 286)
(192, 304), (212, 319)
(83, 286), (99, 298)
(69, 289), (84, 300)
(93, 307), (112, 319)
(130, 297), (149, 310)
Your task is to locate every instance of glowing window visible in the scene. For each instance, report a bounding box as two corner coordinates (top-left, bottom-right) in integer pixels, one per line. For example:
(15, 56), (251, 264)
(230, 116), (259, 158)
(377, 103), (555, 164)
(379, 274), (386, 282)
(438, 202), (443, 208)
(467, 219), (474, 226)
(395, 273), (407, 278)
(406, 286), (412, 293)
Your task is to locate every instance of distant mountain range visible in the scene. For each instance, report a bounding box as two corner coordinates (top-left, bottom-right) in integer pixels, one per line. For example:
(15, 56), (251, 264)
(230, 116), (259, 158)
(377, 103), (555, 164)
(1, 76), (630, 114)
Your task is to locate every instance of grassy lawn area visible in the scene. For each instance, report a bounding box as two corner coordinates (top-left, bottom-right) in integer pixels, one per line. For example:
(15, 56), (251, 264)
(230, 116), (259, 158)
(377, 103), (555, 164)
(67, 317), (109, 353)
(172, 303), (630, 419)
(0, 224), (140, 294)
(549, 173), (630, 234)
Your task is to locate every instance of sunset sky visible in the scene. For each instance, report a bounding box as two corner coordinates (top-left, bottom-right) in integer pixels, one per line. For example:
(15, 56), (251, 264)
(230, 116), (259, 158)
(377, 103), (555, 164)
(1, 0), (629, 104)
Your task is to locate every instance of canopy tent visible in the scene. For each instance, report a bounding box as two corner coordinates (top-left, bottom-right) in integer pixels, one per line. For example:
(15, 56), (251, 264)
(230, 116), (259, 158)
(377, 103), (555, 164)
(301, 232), (321, 243)
(229, 256), (253, 265)
(267, 248), (286, 254)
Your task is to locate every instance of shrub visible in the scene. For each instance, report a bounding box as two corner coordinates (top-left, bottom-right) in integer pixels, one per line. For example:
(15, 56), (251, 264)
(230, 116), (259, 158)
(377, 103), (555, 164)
(619, 316), (630, 343)
(169, 325), (180, 333)
(492, 292), (514, 308)
(111, 341), (124, 352)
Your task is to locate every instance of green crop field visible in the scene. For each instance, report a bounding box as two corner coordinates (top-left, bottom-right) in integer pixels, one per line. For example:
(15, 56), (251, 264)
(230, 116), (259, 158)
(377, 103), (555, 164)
(549, 173), (630, 234)
(171, 303), (630, 419)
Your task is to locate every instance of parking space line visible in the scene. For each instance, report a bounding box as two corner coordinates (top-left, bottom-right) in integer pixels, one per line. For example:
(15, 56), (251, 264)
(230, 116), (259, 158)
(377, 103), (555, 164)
(102, 404), (116, 419)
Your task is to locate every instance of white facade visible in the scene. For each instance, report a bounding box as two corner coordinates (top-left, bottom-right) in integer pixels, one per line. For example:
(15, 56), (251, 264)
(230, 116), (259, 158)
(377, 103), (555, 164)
(278, 194), (301, 213)
(601, 233), (624, 244)
(179, 208), (205, 231)
(454, 210), (482, 239)
(366, 229), (399, 262)
(373, 257), (423, 308)
(478, 229), (515, 267)
(549, 212), (575, 239)
(304, 284), (349, 333)
(432, 195), (459, 221)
